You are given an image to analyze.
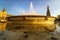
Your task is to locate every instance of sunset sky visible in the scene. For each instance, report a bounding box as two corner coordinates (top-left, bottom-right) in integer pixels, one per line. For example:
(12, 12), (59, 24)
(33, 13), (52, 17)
(0, 0), (60, 16)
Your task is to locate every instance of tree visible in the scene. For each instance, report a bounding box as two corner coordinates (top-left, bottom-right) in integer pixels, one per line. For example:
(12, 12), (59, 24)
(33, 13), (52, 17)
(57, 15), (60, 21)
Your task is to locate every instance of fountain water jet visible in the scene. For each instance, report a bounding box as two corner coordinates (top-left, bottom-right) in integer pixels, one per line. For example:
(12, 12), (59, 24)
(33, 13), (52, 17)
(29, 2), (37, 15)
(21, 10), (27, 15)
(21, 2), (39, 15)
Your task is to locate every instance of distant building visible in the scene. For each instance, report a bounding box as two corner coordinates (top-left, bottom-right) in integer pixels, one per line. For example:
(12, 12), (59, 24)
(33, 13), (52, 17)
(46, 6), (51, 16)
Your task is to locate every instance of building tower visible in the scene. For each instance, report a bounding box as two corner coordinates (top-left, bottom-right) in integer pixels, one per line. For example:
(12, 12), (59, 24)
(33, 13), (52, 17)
(2, 8), (6, 20)
(46, 6), (51, 16)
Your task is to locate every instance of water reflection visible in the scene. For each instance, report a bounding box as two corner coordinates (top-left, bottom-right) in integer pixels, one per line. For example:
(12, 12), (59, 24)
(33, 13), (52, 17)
(0, 22), (59, 32)
(0, 23), (6, 31)
(0, 23), (60, 40)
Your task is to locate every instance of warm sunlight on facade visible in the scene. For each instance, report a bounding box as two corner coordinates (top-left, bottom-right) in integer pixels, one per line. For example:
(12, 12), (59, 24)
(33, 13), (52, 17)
(0, 8), (7, 31)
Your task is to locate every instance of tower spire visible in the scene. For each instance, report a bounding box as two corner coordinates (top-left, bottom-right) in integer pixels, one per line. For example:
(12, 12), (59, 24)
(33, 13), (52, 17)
(2, 8), (6, 12)
(2, 8), (6, 19)
(46, 6), (51, 16)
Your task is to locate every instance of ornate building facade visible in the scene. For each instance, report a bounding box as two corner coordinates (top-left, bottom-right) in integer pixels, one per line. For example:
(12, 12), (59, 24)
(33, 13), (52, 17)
(0, 8), (7, 31)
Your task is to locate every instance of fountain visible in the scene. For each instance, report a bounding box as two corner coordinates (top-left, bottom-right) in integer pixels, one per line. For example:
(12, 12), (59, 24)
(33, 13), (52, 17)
(6, 2), (56, 32)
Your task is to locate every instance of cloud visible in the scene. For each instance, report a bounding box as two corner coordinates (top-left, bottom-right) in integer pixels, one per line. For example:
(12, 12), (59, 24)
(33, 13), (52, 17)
(48, 0), (60, 16)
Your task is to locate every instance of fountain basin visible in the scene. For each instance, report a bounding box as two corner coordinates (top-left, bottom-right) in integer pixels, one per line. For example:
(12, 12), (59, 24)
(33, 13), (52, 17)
(6, 15), (56, 32)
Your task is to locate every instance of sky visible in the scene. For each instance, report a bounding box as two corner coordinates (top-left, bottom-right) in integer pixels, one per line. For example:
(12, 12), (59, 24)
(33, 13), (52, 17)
(0, 0), (60, 17)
